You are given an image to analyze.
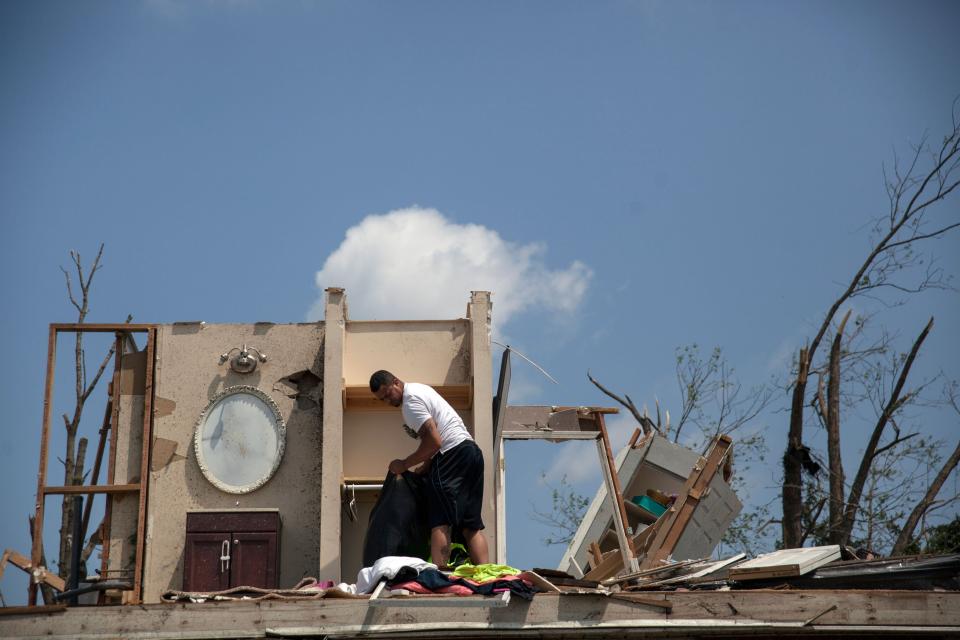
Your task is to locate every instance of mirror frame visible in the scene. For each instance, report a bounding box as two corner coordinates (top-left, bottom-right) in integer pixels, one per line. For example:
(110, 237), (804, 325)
(193, 385), (287, 494)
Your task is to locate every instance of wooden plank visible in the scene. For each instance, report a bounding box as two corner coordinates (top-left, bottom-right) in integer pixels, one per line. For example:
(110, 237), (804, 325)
(588, 542), (603, 568)
(2, 548), (67, 592)
(133, 327), (157, 604)
(1, 590), (958, 638)
(624, 498), (660, 525)
(0, 605), (67, 617)
(500, 431), (598, 440)
(602, 557), (705, 586)
(607, 593), (673, 611)
(552, 406), (619, 415)
(516, 571), (561, 594)
(729, 545), (841, 581)
(595, 413), (636, 573)
(41, 484), (140, 496)
(51, 323), (155, 332)
(582, 520), (661, 582)
(638, 553), (747, 587)
(30, 326), (57, 606)
(343, 383), (472, 410)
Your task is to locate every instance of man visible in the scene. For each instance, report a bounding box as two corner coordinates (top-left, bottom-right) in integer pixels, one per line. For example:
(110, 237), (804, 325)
(369, 369), (489, 567)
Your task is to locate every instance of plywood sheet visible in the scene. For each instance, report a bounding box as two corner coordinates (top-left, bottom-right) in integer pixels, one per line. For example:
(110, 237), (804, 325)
(729, 545), (841, 581)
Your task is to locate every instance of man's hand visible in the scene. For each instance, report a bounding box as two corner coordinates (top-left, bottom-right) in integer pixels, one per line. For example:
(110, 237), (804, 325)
(388, 459), (407, 475)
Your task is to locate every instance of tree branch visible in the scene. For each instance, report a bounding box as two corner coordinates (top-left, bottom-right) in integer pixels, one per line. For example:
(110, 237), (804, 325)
(891, 438), (960, 555)
(587, 370), (655, 435)
(839, 317), (934, 542)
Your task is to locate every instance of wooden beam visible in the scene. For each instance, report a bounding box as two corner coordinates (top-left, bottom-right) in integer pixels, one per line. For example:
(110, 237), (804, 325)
(133, 327), (157, 604)
(51, 324), (155, 332)
(343, 383), (473, 411)
(2, 548), (67, 593)
(0, 605), (67, 617)
(500, 431), (599, 440)
(41, 484), (139, 496)
(2, 590), (958, 638)
(588, 542), (603, 568)
(596, 412), (636, 573)
(30, 326), (57, 606)
(582, 516), (664, 582)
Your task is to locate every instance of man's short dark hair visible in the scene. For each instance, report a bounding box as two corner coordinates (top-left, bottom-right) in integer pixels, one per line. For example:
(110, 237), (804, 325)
(369, 370), (398, 392)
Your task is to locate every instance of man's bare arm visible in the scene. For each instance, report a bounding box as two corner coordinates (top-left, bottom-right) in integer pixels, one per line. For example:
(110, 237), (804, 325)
(389, 418), (441, 474)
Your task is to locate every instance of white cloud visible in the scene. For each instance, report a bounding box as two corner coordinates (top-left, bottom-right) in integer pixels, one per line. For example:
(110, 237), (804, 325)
(308, 207), (592, 331)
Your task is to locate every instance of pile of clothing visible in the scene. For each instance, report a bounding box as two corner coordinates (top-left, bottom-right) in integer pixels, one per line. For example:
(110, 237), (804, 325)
(339, 556), (538, 601)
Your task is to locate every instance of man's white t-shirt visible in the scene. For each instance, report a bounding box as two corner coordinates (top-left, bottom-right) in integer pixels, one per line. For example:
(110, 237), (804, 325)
(401, 382), (472, 454)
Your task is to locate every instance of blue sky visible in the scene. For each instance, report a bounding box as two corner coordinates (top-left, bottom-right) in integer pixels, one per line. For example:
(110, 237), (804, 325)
(1, 0), (958, 603)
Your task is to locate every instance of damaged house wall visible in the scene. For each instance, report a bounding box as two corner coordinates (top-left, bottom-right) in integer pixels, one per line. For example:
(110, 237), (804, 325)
(134, 323), (325, 603)
(103, 290), (494, 602)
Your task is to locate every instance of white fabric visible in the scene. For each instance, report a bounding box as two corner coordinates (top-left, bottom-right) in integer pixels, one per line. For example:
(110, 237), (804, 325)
(402, 382), (472, 454)
(356, 555), (437, 594)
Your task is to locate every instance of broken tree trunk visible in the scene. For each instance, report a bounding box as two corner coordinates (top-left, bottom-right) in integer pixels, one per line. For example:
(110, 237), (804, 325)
(826, 311), (850, 544)
(782, 346), (809, 549)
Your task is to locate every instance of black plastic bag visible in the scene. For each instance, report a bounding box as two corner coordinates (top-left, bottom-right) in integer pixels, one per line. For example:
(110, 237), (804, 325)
(362, 470), (431, 567)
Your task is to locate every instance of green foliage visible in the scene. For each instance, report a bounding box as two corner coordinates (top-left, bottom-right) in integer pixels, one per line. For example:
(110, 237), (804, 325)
(901, 516), (960, 555)
(530, 474), (590, 546)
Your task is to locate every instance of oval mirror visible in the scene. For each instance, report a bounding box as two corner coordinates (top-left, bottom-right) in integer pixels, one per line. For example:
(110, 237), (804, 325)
(193, 385), (286, 494)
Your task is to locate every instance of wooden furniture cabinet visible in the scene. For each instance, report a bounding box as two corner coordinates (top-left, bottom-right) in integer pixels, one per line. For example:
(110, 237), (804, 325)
(183, 511), (280, 592)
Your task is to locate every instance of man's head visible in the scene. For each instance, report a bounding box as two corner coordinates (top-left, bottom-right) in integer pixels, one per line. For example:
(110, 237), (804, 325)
(370, 369), (403, 407)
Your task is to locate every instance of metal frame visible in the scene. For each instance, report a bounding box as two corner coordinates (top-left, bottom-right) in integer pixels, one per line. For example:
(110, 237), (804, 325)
(30, 324), (157, 606)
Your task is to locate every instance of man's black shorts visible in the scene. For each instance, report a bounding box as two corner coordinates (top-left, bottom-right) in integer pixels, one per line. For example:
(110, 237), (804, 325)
(427, 439), (485, 531)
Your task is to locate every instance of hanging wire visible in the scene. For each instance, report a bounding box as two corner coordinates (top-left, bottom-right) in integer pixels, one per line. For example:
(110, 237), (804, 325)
(491, 340), (559, 385)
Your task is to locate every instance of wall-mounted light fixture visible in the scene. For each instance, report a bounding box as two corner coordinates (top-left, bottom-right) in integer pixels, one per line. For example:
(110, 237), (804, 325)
(219, 344), (267, 374)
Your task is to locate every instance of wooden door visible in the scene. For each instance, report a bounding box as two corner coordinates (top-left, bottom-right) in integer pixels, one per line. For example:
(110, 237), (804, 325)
(183, 532), (230, 592)
(230, 531), (279, 589)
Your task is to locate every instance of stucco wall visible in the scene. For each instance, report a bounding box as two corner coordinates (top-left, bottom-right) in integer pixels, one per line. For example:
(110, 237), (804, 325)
(141, 323), (324, 602)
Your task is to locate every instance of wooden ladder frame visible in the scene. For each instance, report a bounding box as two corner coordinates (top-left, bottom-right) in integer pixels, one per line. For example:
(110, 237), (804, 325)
(30, 324), (157, 606)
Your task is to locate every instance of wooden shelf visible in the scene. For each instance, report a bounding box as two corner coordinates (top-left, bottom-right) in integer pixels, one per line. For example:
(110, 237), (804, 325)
(342, 382), (473, 411)
(624, 499), (662, 526)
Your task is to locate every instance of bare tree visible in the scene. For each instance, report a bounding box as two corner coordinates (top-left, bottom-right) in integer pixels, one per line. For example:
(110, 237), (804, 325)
(55, 244), (118, 582)
(589, 345), (772, 455)
(782, 101), (960, 549)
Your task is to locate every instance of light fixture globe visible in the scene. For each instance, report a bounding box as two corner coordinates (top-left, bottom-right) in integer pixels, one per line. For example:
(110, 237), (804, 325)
(193, 385), (286, 494)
